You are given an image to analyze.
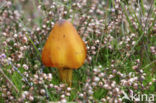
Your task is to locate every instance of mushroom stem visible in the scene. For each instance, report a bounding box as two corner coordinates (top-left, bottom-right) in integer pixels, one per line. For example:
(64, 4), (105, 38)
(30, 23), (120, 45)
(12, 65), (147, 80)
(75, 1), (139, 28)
(58, 68), (72, 86)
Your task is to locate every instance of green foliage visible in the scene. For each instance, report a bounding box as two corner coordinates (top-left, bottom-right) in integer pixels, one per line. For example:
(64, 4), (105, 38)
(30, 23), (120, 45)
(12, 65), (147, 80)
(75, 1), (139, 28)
(0, 0), (155, 102)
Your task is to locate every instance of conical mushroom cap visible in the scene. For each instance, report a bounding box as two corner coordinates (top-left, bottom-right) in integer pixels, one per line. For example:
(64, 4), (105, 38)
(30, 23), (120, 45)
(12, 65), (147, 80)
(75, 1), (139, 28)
(42, 20), (86, 69)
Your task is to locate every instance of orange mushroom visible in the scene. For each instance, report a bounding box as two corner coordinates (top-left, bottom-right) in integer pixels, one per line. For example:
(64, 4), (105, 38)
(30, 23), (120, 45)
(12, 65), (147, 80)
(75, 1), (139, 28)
(41, 20), (86, 86)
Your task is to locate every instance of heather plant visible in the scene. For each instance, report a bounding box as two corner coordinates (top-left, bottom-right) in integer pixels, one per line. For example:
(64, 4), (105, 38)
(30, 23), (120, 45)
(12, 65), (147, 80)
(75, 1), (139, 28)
(0, 0), (156, 103)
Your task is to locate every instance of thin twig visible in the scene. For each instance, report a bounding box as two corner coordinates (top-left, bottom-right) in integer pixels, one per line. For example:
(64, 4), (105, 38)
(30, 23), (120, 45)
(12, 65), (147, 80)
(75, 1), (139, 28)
(0, 65), (19, 93)
(142, 60), (156, 70)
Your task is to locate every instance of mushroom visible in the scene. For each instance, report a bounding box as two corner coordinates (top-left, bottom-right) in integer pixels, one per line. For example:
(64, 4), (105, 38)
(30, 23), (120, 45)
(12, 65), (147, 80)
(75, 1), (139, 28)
(41, 20), (86, 86)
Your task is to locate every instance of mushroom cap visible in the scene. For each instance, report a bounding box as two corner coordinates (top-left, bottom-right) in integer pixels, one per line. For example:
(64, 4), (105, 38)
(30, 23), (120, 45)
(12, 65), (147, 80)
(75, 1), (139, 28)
(42, 20), (86, 69)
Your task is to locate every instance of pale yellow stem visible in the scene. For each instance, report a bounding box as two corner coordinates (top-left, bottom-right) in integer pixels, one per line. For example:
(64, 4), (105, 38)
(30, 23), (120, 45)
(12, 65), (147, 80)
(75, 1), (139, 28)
(58, 68), (72, 86)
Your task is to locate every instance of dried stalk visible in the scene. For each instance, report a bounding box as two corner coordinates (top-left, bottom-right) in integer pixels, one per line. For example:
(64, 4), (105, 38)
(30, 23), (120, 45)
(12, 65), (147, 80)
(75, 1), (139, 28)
(0, 67), (19, 93)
